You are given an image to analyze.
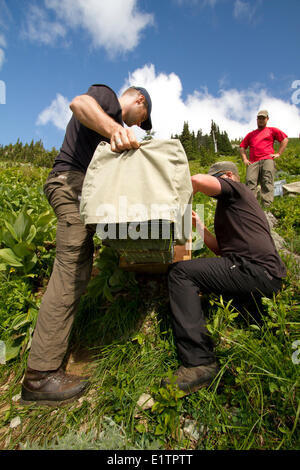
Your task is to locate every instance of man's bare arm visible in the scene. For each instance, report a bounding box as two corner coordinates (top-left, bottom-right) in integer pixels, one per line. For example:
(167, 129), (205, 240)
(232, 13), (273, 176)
(69, 94), (139, 152)
(191, 174), (222, 197)
(240, 147), (250, 165)
(272, 137), (288, 158)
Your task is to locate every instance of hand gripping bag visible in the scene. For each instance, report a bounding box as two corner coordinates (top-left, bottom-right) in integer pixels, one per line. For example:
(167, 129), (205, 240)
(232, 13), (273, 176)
(80, 139), (193, 265)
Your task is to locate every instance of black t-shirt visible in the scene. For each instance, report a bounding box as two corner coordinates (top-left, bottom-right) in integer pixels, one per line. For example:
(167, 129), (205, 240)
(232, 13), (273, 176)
(52, 85), (123, 173)
(214, 177), (286, 279)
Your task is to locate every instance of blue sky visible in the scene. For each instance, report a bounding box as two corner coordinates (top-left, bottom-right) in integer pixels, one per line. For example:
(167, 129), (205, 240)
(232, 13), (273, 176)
(0, 0), (300, 151)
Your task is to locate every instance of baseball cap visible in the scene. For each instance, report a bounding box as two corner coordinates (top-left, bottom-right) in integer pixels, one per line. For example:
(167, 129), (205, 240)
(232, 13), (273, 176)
(208, 161), (239, 177)
(130, 86), (152, 131)
(257, 109), (269, 118)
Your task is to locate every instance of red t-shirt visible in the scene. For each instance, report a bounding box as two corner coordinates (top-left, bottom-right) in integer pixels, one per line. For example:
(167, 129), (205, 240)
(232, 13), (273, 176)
(240, 127), (288, 163)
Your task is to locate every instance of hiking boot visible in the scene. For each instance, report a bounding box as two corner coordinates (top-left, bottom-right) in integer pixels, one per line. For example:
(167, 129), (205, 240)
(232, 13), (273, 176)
(161, 362), (219, 394)
(21, 367), (90, 406)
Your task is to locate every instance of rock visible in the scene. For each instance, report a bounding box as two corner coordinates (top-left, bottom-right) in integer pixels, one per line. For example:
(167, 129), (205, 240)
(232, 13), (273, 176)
(12, 393), (21, 402)
(136, 393), (155, 410)
(265, 211), (278, 230)
(182, 419), (203, 441)
(135, 393), (155, 415)
(10, 416), (21, 429)
(264, 212), (286, 251)
(270, 230), (286, 252)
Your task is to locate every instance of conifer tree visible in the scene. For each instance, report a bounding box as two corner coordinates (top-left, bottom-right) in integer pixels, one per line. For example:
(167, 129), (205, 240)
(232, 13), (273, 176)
(142, 130), (155, 141)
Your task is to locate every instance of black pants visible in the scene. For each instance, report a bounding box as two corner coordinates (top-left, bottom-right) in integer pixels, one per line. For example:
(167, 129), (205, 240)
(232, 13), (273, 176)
(167, 255), (282, 367)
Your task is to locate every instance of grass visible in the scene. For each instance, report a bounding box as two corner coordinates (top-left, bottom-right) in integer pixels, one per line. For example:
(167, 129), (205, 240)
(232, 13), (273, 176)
(0, 152), (299, 451)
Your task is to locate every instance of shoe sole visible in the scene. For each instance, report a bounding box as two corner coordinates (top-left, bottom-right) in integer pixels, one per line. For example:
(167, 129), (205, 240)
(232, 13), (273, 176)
(19, 384), (89, 407)
(19, 388), (87, 407)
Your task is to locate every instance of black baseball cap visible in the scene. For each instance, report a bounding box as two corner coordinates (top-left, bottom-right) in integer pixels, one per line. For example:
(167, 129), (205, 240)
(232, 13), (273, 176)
(130, 86), (152, 131)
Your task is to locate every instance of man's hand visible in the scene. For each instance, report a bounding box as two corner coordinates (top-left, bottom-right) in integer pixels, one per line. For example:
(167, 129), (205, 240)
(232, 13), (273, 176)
(269, 153), (280, 159)
(110, 126), (140, 153)
(240, 148), (250, 166)
(191, 210), (220, 255)
(192, 210), (203, 230)
(70, 94), (140, 153)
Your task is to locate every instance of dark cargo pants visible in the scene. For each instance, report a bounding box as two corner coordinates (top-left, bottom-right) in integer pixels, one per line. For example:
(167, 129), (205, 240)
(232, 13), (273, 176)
(27, 171), (95, 371)
(168, 255), (282, 367)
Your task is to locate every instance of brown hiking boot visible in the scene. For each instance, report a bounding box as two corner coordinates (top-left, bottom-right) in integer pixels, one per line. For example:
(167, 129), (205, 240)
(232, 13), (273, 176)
(161, 362), (219, 394)
(21, 367), (90, 406)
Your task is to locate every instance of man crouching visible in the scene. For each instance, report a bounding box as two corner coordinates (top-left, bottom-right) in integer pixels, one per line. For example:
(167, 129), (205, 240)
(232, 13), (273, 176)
(163, 161), (286, 394)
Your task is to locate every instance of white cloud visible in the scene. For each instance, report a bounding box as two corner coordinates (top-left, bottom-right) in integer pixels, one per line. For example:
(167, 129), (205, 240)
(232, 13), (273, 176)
(23, 5), (67, 45)
(233, 0), (260, 23)
(121, 64), (300, 140)
(36, 94), (72, 130)
(24, 0), (154, 56)
(37, 65), (300, 140)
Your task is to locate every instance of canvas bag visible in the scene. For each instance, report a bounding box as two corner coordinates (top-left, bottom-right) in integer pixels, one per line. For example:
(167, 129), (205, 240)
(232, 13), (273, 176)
(282, 181), (300, 197)
(80, 138), (193, 244)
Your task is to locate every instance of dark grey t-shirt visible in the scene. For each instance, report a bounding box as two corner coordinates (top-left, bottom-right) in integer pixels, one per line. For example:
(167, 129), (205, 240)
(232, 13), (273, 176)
(214, 177), (286, 279)
(52, 84), (123, 173)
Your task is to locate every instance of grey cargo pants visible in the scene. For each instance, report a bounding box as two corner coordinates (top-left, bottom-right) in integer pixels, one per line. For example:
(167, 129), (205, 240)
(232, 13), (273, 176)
(246, 159), (275, 206)
(27, 171), (95, 371)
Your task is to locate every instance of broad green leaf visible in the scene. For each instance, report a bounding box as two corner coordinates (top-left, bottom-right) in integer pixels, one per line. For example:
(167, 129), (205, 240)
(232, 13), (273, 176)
(12, 242), (33, 260)
(25, 224), (37, 244)
(3, 220), (18, 242)
(36, 211), (55, 228)
(0, 226), (16, 248)
(14, 209), (32, 241)
(4, 340), (21, 362)
(24, 254), (38, 274)
(0, 248), (23, 267)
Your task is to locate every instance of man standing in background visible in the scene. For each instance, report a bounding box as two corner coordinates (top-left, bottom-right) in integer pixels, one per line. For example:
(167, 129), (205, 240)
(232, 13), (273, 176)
(240, 110), (288, 207)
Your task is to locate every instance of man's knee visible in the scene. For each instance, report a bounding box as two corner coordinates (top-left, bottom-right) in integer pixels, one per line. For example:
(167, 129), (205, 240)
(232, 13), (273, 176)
(168, 261), (187, 283)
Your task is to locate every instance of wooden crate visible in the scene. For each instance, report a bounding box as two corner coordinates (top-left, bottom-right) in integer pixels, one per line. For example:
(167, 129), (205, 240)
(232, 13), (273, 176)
(119, 238), (192, 274)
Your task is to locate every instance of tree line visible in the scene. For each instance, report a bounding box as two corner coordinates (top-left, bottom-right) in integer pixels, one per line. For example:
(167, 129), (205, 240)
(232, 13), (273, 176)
(0, 139), (57, 168)
(171, 120), (234, 165)
(1, 121), (237, 168)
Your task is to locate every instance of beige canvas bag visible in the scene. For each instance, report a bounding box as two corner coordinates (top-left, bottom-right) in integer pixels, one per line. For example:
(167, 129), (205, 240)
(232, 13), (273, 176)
(80, 138), (193, 245)
(282, 181), (300, 197)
